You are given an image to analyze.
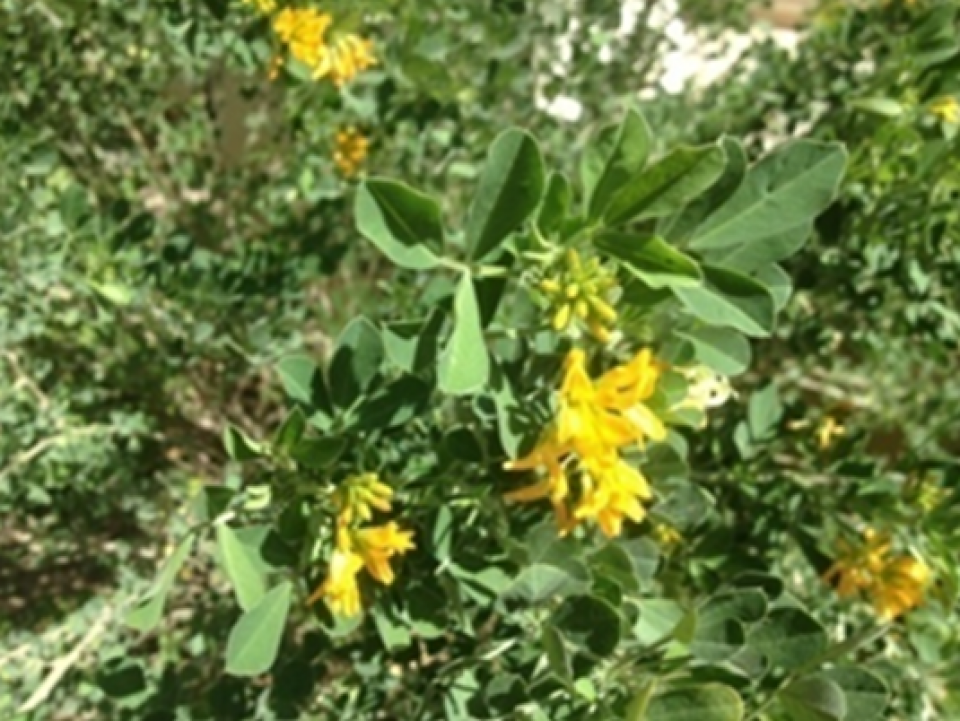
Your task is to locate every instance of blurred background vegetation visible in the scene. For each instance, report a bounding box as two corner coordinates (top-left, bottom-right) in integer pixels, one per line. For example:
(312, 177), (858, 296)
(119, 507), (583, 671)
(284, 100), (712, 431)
(1, 0), (958, 718)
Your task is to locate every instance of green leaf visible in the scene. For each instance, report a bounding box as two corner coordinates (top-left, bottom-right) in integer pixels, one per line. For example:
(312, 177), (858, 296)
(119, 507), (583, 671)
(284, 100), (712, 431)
(272, 407), (306, 453)
(749, 609), (828, 670)
(707, 223), (811, 272)
(551, 595), (621, 658)
(357, 375), (433, 430)
(752, 264), (792, 311)
(818, 667), (888, 720)
(660, 136), (748, 241)
(850, 97), (904, 118)
(541, 623), (572, 684)
(373, 609), (412, 651)
(590, 543), (640, 593)
(747, 383), (782, 441)
(538, 172), (572, 235)
(467, 129), (545, 260)
(438, 274), (489, 395)
(690, 614), (745, 663)
(216, 524), (267, 612)
(501, 562), (590, 605)
(588, 108), (652, 219)
(275, 355), (333, 413)
(633, 598), (685, 646)
(780, 677), (847, 721)
(223, 425), (262, 461)
(689, 141), (846, 251)
(355, 179), (443, 270)
(382, 311), (444, 373)
(603, 144), (726, 226)
(225, 582), (292, 677)
(674, 327), (751, 376)
(595, 232), (702, 289)
(674, 265), (776, 337)
(290, 436), (346, 469)
(126, 536), (195, 632)
(626, 682), (658, 721)
(581, 123), (618, 204)
(329, 317), (384, 408)
(645, 684), (744, 721)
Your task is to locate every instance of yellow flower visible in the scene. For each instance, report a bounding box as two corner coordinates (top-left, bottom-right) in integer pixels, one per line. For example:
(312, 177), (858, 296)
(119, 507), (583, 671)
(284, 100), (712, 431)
(574, 456), (652, 538)
(503, 434), (573, 532)
(319, 34), (377, 87)
(243, 0), (276, 14)
(333, 127), (370, 178)
(504, 348), (669, 537)
(652, 522), (683, 548)
(929, 96), (960, 125)
(824, 529), (889, 597)
(817, 416), (846, 450)
(825, 529), (931, 620)
(272, 9), (376, 87)
(556, 349), (638, 458)
(594, 349), (667, 445)
(539, 250), (619, 343)
(332, 472), (393, 525)
(352, 522), (416, 585)
(309, 545), (364, 616)
(872, 556), (931, 620)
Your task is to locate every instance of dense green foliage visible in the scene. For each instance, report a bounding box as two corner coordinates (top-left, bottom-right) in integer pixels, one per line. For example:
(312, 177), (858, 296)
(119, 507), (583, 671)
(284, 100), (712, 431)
(1, 1), (958, 720)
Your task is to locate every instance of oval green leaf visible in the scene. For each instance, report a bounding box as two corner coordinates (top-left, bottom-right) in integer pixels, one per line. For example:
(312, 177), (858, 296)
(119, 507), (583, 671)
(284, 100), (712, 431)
(225, 582), (292, 677)
(595, 232), (702, 290)
(355, 179), (443, 270)
(216, 523), (267, 612)
(467, 129), (545, 260)
(438, 274), (489, 395)
(603, 144), (726, 226)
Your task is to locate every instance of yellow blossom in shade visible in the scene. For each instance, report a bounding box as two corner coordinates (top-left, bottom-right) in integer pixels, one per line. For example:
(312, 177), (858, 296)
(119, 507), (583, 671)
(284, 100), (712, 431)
(333, 127), (370, 178)
(928, 96), (960, 124)
(824, 529), (890, 597)
(503, 434), (573, 532)
(352, 522), (416, 585)
(243, 0), (276, 14)
(824, 529), (932, 620)
(309, 545), (364, 616)
(332, 472), (393, 525)
(872, 556), (931, 620)
(574, 456), (653, 538)
(652, 522), (683, 548)
(817, 416), (846, 450)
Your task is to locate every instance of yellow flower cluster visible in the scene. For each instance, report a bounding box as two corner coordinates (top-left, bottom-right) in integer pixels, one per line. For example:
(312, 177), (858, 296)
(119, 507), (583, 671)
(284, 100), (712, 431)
(540, 250), (619, 344)
(504, 348), (668, 537)
(243, 0), (276, 13)
(333, 127), (370, 177)
(309, 473), (414, 616)
(824, 529), (931, 620)
(929, 96), (960, 125)
(272, 8), (376, 87)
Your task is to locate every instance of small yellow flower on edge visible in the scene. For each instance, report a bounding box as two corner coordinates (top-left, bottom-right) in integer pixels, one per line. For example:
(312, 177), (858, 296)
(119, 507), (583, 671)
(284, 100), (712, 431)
(333, 127), (370, 178)
(817, 416), (846, 450)
(929, 96), (960, 125)
(824, 528), (931, 620)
